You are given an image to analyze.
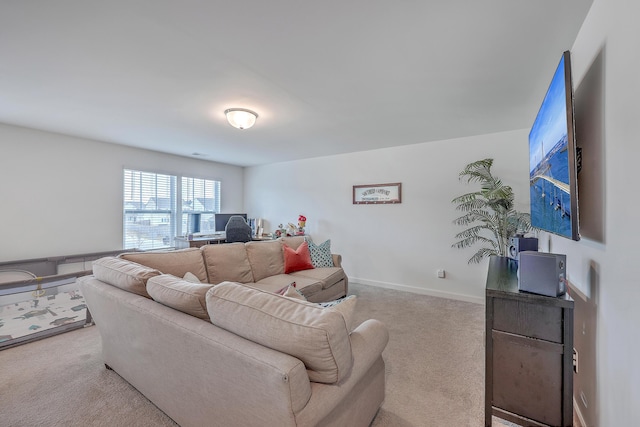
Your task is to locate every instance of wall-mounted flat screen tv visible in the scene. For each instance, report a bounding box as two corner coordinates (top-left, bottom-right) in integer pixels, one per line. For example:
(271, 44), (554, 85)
(529, 50), (580, 241)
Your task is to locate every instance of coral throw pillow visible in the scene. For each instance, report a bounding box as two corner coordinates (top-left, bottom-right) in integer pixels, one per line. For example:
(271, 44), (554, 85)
(283, 241), (315, 273)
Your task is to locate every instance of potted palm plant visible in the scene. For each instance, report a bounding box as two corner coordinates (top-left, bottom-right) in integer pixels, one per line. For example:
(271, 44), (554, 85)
(452, 158), (534, 264)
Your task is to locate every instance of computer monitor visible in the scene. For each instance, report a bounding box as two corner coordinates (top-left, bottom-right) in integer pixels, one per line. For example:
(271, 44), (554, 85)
(214, 213), (247, 232)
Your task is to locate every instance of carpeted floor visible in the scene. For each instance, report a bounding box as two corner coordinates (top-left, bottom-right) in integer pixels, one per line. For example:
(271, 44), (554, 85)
(0, 282), (516, 426)
(354, 284), (486, 426)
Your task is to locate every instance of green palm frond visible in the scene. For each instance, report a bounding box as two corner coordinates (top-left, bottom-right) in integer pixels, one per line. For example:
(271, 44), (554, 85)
(468, 247), (499, 264)
(451, 158), (535, 264)
(458, 158), (494, 184)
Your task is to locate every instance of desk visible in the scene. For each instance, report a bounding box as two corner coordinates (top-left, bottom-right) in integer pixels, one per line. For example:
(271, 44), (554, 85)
(174, 235), (274, 249)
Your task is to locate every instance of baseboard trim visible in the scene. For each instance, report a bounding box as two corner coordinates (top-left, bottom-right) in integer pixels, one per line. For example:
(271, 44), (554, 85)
(349, 277), (484, 305)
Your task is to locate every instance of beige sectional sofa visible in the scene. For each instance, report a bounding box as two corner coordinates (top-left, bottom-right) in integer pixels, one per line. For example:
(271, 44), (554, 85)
(79, 236), (389, 427)
(117, 236), (347, 303)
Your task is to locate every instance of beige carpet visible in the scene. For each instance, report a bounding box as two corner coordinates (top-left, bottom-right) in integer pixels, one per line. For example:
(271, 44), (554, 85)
(0, 282), (514, 426)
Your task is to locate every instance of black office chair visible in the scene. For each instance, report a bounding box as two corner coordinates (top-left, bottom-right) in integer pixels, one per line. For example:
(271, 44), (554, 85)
(225, 216), (252, 243)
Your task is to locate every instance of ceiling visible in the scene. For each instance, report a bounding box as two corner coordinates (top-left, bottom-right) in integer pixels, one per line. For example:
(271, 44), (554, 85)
(0, 1), (592, 167)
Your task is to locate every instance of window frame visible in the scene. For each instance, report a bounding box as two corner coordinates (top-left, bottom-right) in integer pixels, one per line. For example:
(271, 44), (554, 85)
(123, 169), (221, 250)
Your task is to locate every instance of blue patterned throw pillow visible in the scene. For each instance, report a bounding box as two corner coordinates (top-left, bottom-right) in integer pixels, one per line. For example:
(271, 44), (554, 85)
(306, 238), (334, 268)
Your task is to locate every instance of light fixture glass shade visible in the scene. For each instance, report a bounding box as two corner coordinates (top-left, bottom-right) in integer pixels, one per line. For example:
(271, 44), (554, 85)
(225, 108), (258, 129)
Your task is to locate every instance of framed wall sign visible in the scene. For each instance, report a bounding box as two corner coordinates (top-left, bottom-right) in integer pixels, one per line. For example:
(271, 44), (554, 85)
(353, 182), (402, 204)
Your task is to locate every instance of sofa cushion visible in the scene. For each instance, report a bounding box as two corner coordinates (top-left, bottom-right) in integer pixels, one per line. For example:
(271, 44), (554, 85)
(283, 241), (314, 274)
(317, 295), (357, 332)
(206, 282), (353, 384)
(305, 238), (335, 268)
(253, 274), (323, 298)
(120, 248), (208, 283)
(201, 243), (254, 284)
(277, 284), (356, 331)
(245, 240), (284, 282)
(147, 274), (213, 320)
(291, 267), (345, 290)
(92, 256), (160, 298)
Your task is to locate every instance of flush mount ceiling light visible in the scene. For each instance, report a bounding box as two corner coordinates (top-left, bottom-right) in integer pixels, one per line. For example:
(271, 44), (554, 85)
(224, 108), (258, 129)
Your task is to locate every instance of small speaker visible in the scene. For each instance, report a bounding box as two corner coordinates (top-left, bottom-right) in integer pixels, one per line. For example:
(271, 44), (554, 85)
(508, 236), (538, 260)
(518, 251), (567, 297)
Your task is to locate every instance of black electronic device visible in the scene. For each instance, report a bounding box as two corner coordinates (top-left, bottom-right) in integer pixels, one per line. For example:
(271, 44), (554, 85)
(214, 213), (247, 232)
(518, 251), (567, 297)
(508, 236), (538, 260)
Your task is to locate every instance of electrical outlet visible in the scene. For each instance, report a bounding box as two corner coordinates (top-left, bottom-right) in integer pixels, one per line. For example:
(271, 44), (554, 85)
(573, 348), (579, 373)
(437, 269), (446, 278)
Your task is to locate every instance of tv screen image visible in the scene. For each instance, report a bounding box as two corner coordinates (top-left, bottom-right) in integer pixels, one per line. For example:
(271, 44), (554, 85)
(529, 51), (580, 241)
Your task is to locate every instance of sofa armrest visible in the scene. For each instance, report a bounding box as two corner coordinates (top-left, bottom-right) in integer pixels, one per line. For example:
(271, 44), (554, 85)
(294, 318), (388, 426)
(331, 254), (342, 268)
(349, 319), (389, 369)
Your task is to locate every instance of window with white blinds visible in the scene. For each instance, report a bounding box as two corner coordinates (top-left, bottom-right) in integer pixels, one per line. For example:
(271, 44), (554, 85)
(123, 170), (176, 250)
(181, 176), (221, 235)
(123, 169), (221, 250)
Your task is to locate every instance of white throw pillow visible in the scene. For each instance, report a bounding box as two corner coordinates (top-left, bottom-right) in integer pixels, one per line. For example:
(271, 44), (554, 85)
(275, 282), (307, 301)
(183, 271), (201, 283)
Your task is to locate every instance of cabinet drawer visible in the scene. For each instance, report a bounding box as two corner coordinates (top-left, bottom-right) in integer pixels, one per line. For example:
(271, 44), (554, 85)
(493, 297), (563, 343)
(492, 330), (564, 427)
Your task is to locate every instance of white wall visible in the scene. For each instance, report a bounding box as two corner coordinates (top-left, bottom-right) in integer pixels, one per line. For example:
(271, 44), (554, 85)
(3, 1), (637, 422)
(0, 123), (244, 262)
(246, 0), (640, 423)
(552, 0), (640, 425)
(247, 2), (640, 418)
(245, 129), (529, 303)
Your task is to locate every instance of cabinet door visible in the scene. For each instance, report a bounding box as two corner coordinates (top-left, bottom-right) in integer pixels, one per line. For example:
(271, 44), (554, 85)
(492, 330), (564, 426)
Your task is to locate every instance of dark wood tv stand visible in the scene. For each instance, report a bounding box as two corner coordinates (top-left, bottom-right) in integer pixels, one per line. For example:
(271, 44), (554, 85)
(485, 256), (574, 427)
